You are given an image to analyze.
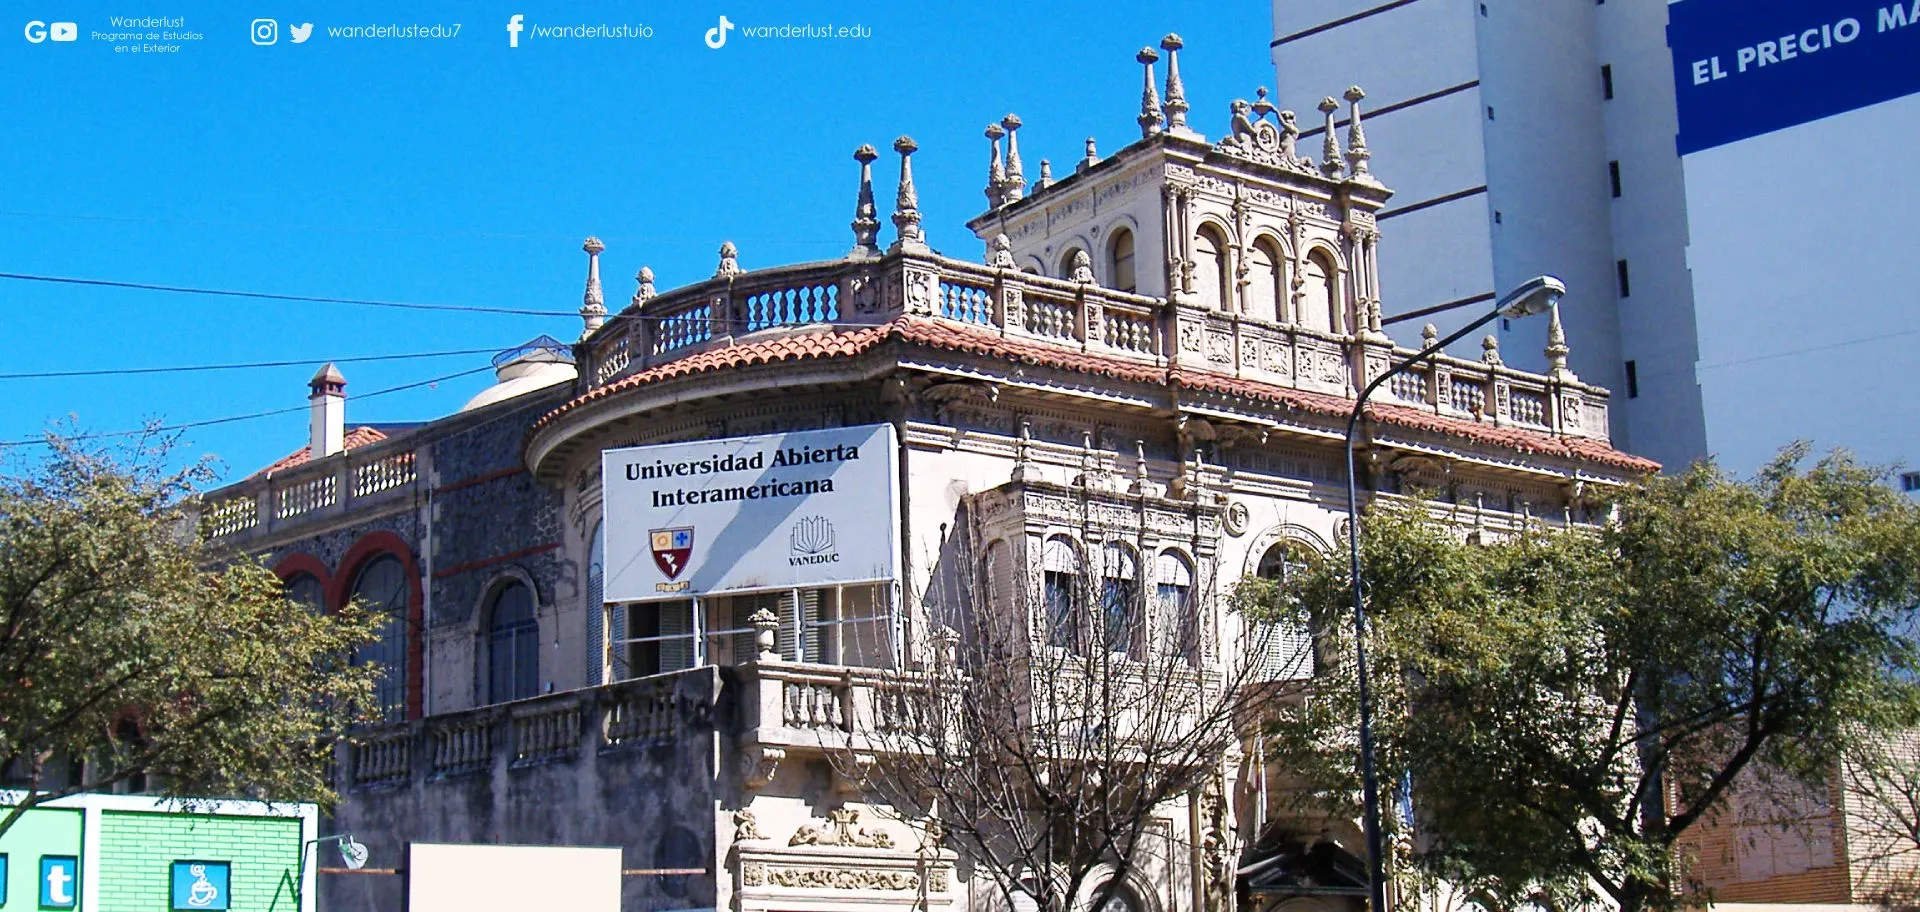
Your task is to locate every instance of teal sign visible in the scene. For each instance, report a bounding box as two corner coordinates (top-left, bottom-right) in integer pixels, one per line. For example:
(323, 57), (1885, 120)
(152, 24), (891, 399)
(39, 856), (77, 909)
(169, 861), (230, 911)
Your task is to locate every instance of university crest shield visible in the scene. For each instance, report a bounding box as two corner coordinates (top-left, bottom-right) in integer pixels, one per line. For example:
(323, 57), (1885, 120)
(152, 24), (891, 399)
(650, 527), (695, 580)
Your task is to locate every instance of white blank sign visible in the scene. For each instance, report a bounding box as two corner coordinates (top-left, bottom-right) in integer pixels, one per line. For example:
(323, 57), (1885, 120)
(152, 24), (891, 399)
(405, 843), (621, 912)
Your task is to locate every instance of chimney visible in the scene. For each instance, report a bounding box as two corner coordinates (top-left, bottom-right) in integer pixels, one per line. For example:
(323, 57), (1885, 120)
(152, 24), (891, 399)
(309, 363), (346, 459)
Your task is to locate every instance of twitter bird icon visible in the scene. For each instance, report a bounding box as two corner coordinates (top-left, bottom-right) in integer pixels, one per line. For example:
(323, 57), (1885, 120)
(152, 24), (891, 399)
(289, 22), (313, 43)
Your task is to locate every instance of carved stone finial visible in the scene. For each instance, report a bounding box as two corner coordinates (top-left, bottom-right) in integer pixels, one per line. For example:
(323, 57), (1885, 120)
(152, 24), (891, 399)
(1070, 249), (1094, 283)
(987, 233), (1016, 269)
(733, 808), (764, 842)
(1136, 47), (1164, 138)
(890, 136), (928, 253)
(1482, 334), (1503, 366)
(1252, 86), (1276, 120)
(1344, 86), (1379, 185)
(1000, 115), (1026, 203)
(984, 124), (1007, 208)
(715, 240), (741, 278)
(751, 607), (779, 661)
(1160, 34), (1191, 133)
(579, 237), (606, 339)
(1319, 97), (1345, 179)
(1077, 137), (1100, 175)
(1545, 300), (1574, 379)
(850, 144), (882, 258)
(1422, 322), (1439, 349)
(1471, 491), (1488, 544)
(631, 266), (656, 307)
(1010, 419), (1038, 483)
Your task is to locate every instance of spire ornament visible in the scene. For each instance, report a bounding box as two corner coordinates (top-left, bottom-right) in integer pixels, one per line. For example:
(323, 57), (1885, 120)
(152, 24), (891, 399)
(579, 237), (606, 338)
(1136, 47), (1164, 138)
(850, 145), (882, 258)
(1077, 137), (1100, 175)
(890, 136), (928, 253)
(1036, 159), (1054, 191)
(1160, 34), (1191, 134)
(1544, 300), (1575, 379)
(1344, 86), (1379, 185)
(1319, 97), (1346, 179)
(1000, 115), (1026, 203)
(631, 266), (656, 307)
(715, 241), (741, 279)
(984, 124), (1007, 208)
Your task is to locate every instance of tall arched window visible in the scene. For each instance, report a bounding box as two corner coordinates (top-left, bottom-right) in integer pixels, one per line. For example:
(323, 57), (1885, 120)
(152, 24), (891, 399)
(283, 573), (324, 614)
(1193, 226), (1232, 310)
(1250, 237), (1286, 322)
(1043, 536), (1082, 649)
(1100, 543), (1139, 654)
(1302, 250), (1339, 333)
(1107, 228), (1136, 293)
(1155, 551), (1196, 660)
(1254, 540), (1317, 679)
(349, 554), (409, 721)
(486, 581), (540, 704)
(586, 522), (620, 683)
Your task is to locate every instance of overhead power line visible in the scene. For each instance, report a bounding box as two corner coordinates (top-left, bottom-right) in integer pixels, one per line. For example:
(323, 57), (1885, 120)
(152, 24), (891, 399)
(0, 347), (503, 380)
(0, 271), (575, 316)
(0, 365), (493, 449)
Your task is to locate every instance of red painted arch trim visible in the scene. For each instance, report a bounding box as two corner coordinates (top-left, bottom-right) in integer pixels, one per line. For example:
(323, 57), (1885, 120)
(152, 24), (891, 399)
(329, 530), (426, 722)
(272, 552), (332, 590)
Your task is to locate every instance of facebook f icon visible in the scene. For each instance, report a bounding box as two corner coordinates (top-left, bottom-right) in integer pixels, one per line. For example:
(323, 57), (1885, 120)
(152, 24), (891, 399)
(41, 856), (78, 909)
(506, 14), (524, 47)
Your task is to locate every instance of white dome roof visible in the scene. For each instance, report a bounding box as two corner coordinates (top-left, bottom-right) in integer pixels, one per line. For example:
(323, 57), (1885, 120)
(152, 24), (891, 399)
(461, 345), (577, 412)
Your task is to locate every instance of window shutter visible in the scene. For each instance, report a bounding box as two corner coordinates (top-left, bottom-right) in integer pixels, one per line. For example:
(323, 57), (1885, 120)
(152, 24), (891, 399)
(658, 602), (691, 672)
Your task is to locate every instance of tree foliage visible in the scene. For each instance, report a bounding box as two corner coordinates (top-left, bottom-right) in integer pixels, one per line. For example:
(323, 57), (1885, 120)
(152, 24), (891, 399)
(0, 431), (380, 840)
(1261, 444), (1920, 912)
(852, 512), (1304, 912)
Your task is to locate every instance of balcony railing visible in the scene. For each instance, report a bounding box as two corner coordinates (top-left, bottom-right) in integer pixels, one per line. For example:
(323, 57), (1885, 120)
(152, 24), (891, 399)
(341, 672), (715, 791)
(199, 437), (418, 544)
(577, 251), (1611, 444)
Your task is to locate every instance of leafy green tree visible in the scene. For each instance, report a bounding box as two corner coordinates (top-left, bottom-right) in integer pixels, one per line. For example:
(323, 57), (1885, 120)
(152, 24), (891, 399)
(1255, 444), (1920, 912)
(0, 431), (380, 840)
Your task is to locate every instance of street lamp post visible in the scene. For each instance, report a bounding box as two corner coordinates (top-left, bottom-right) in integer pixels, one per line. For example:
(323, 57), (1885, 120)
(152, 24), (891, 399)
(1343, 275), (1565, 912)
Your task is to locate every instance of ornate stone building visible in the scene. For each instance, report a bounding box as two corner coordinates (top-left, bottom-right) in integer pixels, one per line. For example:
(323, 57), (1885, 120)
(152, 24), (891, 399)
(199, 35), (1654, 912)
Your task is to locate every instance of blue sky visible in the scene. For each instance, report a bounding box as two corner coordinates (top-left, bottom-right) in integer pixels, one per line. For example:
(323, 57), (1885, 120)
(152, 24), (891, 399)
(0, 1), (1275, 481)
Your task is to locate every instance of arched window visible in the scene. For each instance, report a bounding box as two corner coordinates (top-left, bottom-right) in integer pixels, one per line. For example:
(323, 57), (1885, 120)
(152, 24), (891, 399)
(1254, 540), (1317, 679)
(1043, 536), (1082, 649)
(1096, 883), (1146, 912)
(1193, 225), (1232, 310)
(1100, 543), (1138, 653)
(1107, 228), (1136, 294)
(586, 521), (622, 683)
(1302, 250), (1339, 333)
(1250, 237), (1286, 322)
(486, 580), (540, 704)
(283, 573), (324, 614)
(349, 554), (410, 721)
(1156, 550), (1196, 660)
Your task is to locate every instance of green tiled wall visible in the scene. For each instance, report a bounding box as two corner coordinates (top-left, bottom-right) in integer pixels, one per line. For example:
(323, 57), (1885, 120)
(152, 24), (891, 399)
(96, 812), (301, 912)
(0, 807), (84, 909)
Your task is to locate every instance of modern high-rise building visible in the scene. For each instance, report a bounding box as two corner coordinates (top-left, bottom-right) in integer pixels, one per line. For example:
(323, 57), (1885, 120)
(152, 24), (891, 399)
(1270, 0), (1707, 473)
(1271, 0), (1920, 481)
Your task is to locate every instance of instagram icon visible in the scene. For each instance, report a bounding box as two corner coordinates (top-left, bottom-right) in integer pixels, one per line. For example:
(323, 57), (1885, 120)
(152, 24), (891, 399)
(250, 17), (277, 45)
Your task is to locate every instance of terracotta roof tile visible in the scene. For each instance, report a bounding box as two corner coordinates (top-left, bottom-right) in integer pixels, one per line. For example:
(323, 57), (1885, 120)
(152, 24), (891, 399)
(252, 426), (389, 479)
(533, 317), (1658, 474)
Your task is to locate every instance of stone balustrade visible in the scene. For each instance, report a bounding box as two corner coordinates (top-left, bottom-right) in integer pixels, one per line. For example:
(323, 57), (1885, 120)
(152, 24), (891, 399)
(579, 251), (1612, 444)
(199, 438), (418, 544)
(340, 671), (717, 792)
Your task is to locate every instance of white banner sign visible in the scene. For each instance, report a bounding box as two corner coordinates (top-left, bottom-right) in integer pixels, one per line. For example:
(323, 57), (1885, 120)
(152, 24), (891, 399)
(601, 424), (899, 601)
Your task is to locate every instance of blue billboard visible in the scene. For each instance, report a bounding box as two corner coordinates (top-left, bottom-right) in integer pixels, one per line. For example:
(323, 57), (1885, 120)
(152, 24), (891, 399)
(1670, 0), (1920, 154)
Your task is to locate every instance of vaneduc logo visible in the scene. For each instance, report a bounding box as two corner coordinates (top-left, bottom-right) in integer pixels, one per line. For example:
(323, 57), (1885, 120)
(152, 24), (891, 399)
(23, 20), (78, 42)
